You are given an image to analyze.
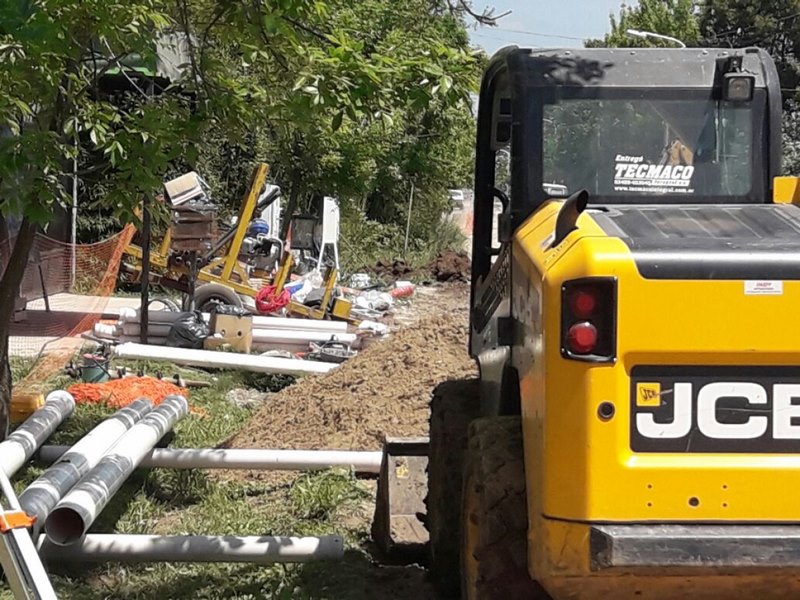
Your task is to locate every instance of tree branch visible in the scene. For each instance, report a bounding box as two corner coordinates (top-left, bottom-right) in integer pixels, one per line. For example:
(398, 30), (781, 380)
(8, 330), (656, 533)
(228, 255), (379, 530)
(447, 0), (511, 26)
(281, 15), (332, 44)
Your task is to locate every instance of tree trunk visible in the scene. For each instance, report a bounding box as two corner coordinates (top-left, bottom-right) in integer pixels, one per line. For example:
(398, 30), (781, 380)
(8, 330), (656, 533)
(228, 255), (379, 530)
(0, 217), (38, 441)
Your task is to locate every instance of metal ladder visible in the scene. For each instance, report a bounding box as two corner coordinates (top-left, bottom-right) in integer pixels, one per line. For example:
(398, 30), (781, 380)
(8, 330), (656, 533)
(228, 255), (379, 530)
(0, 467), (57, 600)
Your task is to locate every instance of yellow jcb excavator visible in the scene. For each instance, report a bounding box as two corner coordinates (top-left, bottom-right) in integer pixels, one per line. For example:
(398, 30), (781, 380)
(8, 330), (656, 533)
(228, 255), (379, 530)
(377, 46), (800, 599)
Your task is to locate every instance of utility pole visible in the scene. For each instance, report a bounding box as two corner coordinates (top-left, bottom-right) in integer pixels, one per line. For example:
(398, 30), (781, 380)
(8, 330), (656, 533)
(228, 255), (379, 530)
(403, 182), (415, 258)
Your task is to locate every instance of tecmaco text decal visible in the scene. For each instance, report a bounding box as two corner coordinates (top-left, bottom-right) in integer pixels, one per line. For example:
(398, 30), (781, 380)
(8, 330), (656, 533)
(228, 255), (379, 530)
(613, 155), (695, 194)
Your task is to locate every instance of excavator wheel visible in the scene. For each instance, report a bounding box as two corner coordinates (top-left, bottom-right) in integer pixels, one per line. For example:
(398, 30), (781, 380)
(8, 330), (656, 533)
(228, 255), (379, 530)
(426, 378), (481, 597)
(461, 416), (550, 600)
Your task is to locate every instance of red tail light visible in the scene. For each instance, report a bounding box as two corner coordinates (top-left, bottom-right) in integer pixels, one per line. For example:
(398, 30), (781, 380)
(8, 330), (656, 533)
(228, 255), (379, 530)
(568, 288), (598, 319)
(567, 322), (598, 354)
(561, 279), (617, 362)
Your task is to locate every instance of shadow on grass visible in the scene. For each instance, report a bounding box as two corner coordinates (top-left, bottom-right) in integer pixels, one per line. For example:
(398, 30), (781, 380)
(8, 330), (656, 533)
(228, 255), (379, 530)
(296, 549), (436, 600)
(47, 548), (436, 600)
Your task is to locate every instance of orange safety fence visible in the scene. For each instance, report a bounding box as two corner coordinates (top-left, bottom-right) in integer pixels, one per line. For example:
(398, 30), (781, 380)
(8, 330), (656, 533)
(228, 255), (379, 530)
(1, 224), (137, 385)
(66, 377), (205, 417)
(0, 224), (136, 358)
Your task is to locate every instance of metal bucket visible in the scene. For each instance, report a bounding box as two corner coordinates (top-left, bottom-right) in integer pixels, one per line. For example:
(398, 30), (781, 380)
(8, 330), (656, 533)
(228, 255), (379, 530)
(81, 354), (109, 383)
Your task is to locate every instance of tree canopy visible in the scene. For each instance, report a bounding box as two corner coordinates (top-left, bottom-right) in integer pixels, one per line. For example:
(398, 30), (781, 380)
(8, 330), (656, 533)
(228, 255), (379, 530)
(586, 0), (700, 48)
(0, 0), (482, 436)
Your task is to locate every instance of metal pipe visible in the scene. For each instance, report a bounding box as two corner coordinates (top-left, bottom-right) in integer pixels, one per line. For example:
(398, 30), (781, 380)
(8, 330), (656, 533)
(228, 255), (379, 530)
(112, 343), (337, 375)
(19, 400), (153, 537)
(39, 446), (382, 474)
(38, 533), (343, 564)
(44, 396), (188, 546)
(118, 308), (348, 332)
(0, 391), (75, 478)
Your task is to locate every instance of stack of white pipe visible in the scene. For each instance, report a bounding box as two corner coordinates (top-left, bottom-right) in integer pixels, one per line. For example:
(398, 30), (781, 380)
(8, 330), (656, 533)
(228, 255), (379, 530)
(45, 396), (189, 547)
(94, 309), (355, 352)
(19, 400), (153, 537)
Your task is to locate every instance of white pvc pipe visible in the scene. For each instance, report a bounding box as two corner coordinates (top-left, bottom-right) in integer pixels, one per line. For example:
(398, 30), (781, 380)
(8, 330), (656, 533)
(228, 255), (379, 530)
(119, 322), (172, 337)
(118, 335), (168, 345)
(19, 399), (153, 536)
(116, 338), (325, 354)
(119, 322), (356, 345)
(0, 391), (75, 478)
(119, 337), (314, 354)
(93, 323), (119, 340)
(112, 343), (337, 375)
(39, 446), (382, 474)
(45, 396), (189, 546)
(38, 533), (343, 564)
(118, 308), (347, 332)
(253, 330), (356, 344)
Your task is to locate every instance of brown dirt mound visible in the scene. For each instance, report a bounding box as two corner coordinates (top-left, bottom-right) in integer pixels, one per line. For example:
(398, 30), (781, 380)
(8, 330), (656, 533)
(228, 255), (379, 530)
(226, 310), (476, 451)
(430, 250), (471, 282)
(369, 258), (415, 279)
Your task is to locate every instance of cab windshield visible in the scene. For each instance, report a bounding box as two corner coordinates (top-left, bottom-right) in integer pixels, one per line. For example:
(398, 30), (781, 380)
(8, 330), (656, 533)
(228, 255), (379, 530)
(542, 90), (764, 203)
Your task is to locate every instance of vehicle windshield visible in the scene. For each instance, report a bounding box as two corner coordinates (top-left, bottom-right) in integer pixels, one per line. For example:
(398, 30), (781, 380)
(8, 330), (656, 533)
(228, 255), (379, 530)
(543, 91), (762, 203)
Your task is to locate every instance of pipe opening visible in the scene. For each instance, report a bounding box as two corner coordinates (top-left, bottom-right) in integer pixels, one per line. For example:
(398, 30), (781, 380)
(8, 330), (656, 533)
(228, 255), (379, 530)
(46, 507), (85, 546)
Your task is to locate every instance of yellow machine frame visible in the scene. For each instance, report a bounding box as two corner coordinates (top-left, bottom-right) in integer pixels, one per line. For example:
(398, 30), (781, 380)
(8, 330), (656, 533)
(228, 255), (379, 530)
(123, 163), (351, 321)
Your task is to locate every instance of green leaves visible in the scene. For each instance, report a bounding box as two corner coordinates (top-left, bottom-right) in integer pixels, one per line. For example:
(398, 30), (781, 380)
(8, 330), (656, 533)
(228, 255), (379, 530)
(0, 0), (479, 265)
(331, 111), (344, 132)
(589, 0), (700, 47)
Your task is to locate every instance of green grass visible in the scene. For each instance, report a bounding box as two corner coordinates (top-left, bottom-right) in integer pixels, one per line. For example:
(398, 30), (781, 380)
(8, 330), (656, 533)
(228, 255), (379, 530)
(10, 356), (37, 381)
(1, 358), (433, 600)
(290, 470), (371, 522)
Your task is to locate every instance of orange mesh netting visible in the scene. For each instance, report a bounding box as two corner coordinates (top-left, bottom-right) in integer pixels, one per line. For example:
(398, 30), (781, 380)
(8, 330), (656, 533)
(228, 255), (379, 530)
(67, 377), (188, 409)
(1, 224), (137, 383)
(66, 377), (205, 417)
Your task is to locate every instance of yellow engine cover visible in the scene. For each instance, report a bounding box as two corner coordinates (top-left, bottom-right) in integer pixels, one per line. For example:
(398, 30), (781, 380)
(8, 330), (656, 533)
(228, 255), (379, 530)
(508, 200), (800, 592)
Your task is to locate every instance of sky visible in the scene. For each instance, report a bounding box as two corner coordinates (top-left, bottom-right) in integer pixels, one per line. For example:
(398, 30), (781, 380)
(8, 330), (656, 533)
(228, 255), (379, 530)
(468, 0), (625, 55)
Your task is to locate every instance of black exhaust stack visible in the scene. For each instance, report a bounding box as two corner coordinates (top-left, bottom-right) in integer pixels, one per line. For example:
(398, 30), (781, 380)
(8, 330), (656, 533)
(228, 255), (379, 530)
(551, 189), (589, 248)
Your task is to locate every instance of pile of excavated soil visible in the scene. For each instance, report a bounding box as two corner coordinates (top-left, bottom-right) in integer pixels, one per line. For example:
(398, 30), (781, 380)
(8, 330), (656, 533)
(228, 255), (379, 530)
(226, 308), (476, 451)
(368, 258), (416, 279)
(365, 251), (472, 284)
(430, 250), (471, 282)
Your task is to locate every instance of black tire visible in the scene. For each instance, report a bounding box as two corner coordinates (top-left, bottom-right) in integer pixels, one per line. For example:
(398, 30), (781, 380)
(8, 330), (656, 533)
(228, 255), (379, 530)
(193, 283), (243, 313)
(461, 417), (550, 600)
(427, 378), (482, 598)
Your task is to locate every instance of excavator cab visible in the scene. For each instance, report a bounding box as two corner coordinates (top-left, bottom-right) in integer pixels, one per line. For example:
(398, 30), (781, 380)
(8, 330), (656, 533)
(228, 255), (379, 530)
(423, 47), (800, 600)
